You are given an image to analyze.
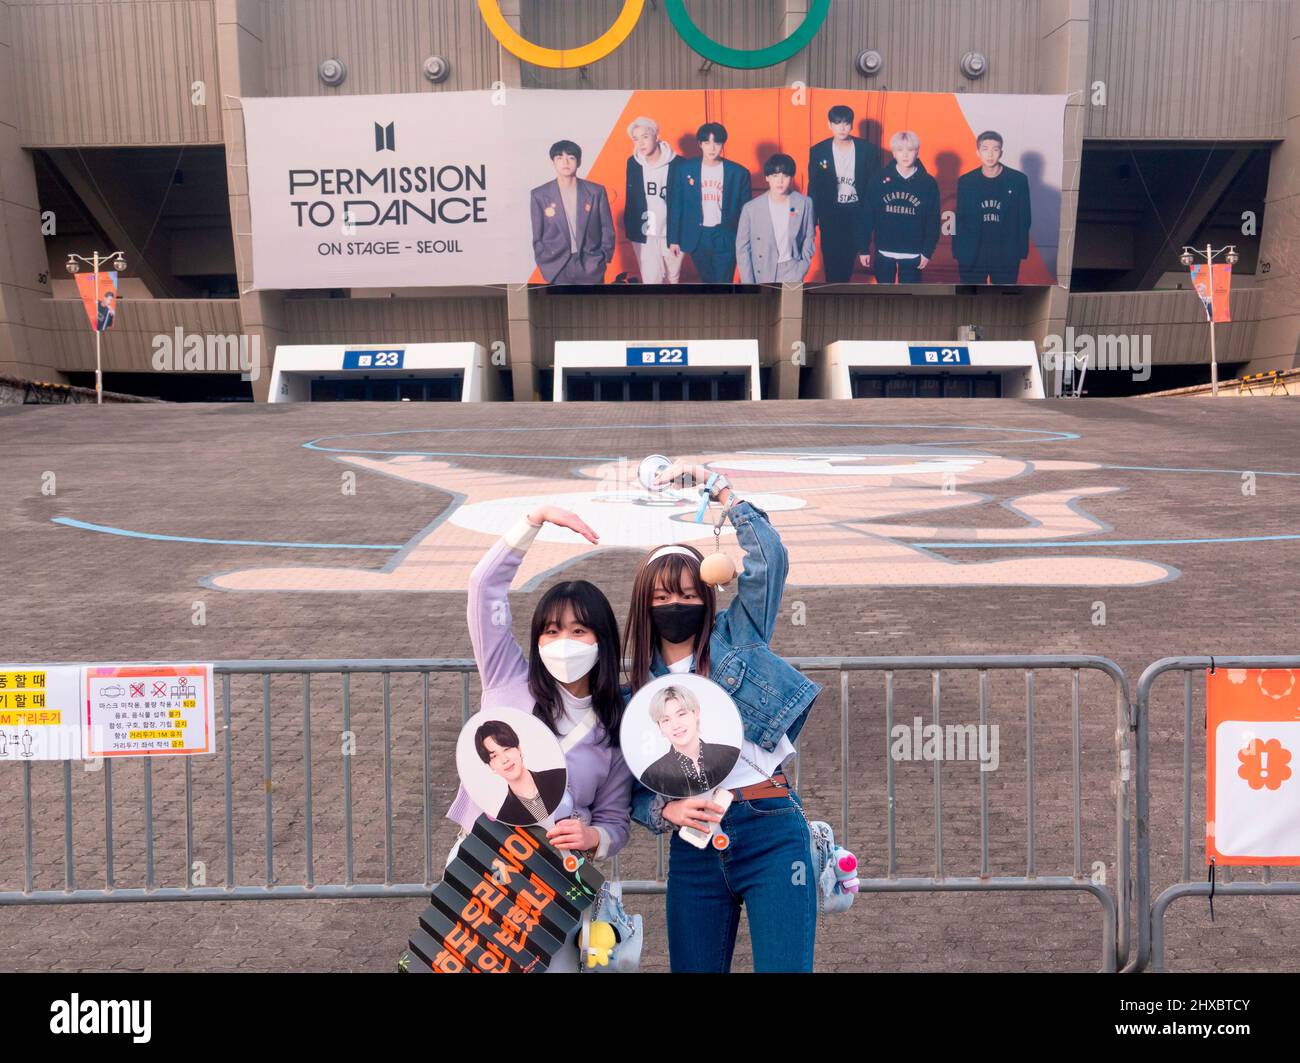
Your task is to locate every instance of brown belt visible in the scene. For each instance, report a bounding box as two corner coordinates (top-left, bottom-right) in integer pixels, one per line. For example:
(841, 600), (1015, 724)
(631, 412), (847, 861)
(731, 771), (792, 802)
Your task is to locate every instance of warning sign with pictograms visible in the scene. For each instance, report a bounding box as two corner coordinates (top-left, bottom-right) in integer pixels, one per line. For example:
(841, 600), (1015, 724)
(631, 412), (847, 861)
(0, 665), (83, 761)
(1207, 668), (1300, 865)
(84, 664), (214, 757)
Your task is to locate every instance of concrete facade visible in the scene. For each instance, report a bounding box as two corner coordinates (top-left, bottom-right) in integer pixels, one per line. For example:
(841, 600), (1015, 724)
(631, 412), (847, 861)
(0, 0), (1292, 399)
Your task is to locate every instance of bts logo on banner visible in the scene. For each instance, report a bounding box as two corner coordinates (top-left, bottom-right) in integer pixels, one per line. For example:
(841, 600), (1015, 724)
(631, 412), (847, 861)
(1206, 668), (1298, 865)
(1189, 262), (1232, 323)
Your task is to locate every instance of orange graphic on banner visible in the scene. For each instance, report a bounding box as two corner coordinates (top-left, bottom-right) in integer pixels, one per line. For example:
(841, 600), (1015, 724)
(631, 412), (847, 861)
(1238, 737), (1292, 791)
(1206, 667), (1300, 865)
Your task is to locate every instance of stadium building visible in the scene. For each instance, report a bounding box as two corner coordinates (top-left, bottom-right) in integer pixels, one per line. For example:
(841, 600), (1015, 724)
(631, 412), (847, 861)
(0, 0), (1293, 403)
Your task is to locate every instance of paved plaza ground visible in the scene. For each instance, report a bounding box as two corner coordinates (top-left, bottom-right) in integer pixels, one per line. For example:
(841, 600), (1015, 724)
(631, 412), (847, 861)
(1, 397), (1298, 972)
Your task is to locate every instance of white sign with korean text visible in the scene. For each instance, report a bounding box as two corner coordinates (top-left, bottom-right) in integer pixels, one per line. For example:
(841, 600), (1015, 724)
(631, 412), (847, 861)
(84, 664), (215, 758)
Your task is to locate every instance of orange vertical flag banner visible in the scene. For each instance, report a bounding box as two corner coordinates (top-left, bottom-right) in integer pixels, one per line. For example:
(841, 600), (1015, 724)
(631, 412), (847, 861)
(74, 270), (119, 332)
(1189, 262), (1232, 322)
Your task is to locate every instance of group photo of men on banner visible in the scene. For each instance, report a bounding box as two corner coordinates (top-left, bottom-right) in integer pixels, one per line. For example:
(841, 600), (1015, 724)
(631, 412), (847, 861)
(242, 87), (1065, 290)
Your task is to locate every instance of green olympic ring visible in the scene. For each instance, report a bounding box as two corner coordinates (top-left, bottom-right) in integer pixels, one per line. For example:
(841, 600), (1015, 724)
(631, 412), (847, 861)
(663, 0), (832, 69)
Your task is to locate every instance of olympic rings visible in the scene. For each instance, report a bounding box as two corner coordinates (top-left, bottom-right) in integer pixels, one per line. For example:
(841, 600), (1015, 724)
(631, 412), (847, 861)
(663, 0), (832, 69)
(476, 0), (832, 70)
(476, 0), (645, 69)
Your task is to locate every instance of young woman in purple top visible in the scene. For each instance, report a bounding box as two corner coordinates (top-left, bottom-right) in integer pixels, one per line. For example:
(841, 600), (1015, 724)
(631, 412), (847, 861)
(446, 505), (634, 863)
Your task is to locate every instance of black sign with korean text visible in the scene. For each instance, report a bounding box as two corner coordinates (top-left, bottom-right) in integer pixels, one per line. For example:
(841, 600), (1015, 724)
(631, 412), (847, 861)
(401, 816), (604, 974)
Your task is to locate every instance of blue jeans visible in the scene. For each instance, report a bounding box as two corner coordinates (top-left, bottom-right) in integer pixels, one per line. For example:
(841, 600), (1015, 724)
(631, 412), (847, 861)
(665, 792), (817, 972)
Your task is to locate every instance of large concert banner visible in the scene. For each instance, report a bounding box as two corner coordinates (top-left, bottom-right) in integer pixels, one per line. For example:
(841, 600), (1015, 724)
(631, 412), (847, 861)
(242, 88), (1066, 289)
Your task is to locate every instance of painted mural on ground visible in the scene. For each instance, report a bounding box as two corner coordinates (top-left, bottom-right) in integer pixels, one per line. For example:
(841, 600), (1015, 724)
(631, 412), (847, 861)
(203, 446), (1175, 592)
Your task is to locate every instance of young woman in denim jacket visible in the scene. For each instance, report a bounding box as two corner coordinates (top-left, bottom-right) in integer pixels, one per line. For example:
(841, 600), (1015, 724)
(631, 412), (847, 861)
(624, 462), (821, 972)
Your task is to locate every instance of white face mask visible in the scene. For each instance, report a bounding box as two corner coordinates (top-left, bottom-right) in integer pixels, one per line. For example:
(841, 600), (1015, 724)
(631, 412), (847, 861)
(538, 638), (599, 684)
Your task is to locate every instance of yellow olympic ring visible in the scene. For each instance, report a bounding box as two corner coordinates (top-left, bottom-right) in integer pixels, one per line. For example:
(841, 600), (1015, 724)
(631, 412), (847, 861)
(477, 0), (645, 69)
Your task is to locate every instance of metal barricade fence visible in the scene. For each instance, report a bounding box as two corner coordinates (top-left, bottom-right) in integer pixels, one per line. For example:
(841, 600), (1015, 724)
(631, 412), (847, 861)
(0, 655), (1130, 972)
(786, 656), (1131, 973)
(1128, 655), (1300, 973)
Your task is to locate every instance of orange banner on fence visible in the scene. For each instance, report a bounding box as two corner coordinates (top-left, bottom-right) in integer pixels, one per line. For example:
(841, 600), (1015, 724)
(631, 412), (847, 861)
(1206, 668), (1299, 866)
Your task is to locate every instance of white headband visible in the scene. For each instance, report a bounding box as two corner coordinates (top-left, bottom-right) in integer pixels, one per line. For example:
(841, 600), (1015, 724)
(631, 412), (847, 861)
(647, 545), (698, 565)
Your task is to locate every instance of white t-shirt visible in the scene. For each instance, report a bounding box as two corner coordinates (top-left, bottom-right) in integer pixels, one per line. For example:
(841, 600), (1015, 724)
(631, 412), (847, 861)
(554, 684), (610, 856)
(700, 161), (724, 228)
(560, 182), (580, 253)
(768, 196), (793, 263)
(665, 654), (795, 789)
(832, 140), (858, 203)
(555, 685), (593, 736)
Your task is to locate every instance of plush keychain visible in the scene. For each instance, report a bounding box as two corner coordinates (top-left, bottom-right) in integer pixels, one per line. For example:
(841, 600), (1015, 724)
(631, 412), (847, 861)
(699, 521), (737, 590)
(697, 471), (738, 590)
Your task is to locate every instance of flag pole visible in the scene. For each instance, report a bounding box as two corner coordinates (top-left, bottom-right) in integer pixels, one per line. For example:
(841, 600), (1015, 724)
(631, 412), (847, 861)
(94, 252), (103, 405)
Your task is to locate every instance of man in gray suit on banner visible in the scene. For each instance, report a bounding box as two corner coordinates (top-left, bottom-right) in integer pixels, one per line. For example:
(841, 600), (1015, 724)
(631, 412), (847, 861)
(530, 140), (614, 285)
(736, 154), (816, 284)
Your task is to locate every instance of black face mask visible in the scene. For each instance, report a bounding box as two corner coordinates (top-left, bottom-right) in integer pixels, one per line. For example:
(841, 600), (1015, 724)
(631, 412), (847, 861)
(652, 603), (707, 645)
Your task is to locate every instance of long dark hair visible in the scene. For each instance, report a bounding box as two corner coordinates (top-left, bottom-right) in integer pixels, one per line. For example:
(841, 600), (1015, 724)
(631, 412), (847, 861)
(527, 580), (624, 746)
(623, 545), (716, 692)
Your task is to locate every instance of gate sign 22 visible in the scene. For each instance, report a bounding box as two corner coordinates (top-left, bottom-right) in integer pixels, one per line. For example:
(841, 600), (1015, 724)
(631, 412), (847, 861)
(909, 345), (971, 367)
(627, 346), (688, 367)
(343, 349), (404, 370)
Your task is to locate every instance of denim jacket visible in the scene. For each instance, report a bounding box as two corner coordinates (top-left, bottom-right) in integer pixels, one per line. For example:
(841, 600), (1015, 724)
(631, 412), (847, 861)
(629, 499), (821, 832)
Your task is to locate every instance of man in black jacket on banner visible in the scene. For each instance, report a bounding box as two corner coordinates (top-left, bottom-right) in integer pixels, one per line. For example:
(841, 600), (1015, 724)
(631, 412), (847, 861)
(954, 131), (1032, 285)
(808, 104), (879, 283)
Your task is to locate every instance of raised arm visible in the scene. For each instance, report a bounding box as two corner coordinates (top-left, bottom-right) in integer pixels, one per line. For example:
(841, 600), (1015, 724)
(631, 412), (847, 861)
(651, 461), (786, 647)
(467, 505), (601, 692)
(718, 498), (787, 646)
(466, 522), (535, 693)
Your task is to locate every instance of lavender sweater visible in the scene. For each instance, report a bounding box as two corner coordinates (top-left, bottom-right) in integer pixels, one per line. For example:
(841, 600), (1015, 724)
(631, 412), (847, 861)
(445, 518), (633, 858)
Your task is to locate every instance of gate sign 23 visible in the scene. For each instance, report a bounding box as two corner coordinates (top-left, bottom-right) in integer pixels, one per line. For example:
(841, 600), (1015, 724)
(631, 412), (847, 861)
(476, 0), (832, 69)
(343, 349), (404, 370)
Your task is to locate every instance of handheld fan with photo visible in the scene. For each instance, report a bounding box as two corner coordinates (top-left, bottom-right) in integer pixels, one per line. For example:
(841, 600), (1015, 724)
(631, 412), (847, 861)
(455, 707), (586, 870)
(620, 672), (743, 850)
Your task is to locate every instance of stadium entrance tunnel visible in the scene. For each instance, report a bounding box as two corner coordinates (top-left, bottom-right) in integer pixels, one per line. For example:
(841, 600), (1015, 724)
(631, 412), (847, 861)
(562, 369), (749, 401)
(816, 341), (1046, 399)
(267, 343), (499, 402)
(851, 372), (1003, 398)
(552, 340), (762, 402)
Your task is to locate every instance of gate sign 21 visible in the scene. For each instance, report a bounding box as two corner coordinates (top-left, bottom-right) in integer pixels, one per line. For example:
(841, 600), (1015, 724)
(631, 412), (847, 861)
(909, 346), (972, 367)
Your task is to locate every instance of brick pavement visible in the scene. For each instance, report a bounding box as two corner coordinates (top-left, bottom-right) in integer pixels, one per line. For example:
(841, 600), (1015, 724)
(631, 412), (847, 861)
(1, 398), (1298, 972)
